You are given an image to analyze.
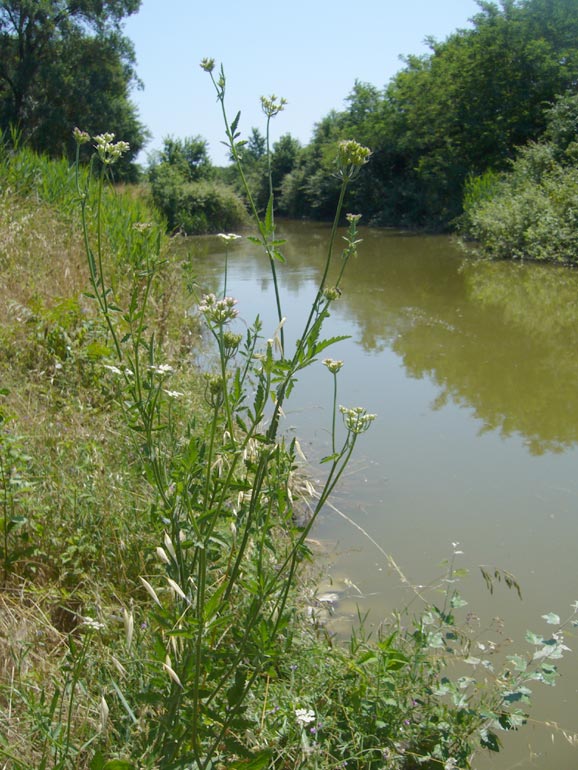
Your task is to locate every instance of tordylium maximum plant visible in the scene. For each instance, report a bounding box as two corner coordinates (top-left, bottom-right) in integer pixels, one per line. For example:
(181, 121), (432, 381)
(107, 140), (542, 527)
(70, 64), (375, 768)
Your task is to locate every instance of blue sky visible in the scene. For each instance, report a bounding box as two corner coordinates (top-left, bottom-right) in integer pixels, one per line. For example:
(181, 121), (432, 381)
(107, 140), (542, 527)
(124, 0), (482, 165)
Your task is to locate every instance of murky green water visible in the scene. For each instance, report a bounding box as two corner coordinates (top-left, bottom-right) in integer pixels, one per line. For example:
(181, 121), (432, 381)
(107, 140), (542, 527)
(176, 221), (578, 769)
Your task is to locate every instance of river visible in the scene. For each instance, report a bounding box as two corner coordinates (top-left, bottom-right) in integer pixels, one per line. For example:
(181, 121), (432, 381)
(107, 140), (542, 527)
(174, 221), (578, 770)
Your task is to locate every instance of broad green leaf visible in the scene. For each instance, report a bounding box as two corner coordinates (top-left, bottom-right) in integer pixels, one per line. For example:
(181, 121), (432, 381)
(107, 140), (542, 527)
(450, 593), (468, 608)
(541, 612), (560, 625)
(480, 728), (501, 752)
(427, 631), (444, 649)
(89, 752), (105, 770)
(227, 668), (247, 707)
(507, 654), (528, 672)
(86, 341), (111, 359)
(382, 651), (409, 671)
(356, 650), (377, 665)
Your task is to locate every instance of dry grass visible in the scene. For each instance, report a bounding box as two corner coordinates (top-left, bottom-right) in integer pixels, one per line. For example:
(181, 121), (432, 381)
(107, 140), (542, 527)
(0, 179), (206, 767)
(0, 192), (88, 317)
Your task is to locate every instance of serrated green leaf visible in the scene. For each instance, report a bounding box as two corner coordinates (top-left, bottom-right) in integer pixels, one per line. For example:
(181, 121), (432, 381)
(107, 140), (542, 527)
(311, 335), (351, 357)
(231, 111), (241, 135)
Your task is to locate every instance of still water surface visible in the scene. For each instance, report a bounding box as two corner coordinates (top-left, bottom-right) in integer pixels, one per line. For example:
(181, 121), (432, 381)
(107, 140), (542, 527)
(177, 221), (578, 769)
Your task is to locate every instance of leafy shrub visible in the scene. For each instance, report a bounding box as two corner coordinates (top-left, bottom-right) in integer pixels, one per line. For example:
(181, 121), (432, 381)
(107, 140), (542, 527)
(460, 92), (578, 263)
(149, 135), (248, 234)
(461, 162), (578, 263)
(151, 171), (248, 234)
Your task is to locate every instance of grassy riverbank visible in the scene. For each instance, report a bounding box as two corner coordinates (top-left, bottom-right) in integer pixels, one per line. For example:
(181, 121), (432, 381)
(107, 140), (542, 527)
(1, 138), (575, 769)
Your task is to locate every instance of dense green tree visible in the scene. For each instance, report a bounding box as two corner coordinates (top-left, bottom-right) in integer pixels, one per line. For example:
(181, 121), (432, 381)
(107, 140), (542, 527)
(368, 0), (578, 227)
(0, 0), (146, 175)
(281, 0), (578, 229)
(278, 111), (349, 219)
(245, 127), (266, 161)
(226, 129), (303, 217)
(151, 135), (212, 183)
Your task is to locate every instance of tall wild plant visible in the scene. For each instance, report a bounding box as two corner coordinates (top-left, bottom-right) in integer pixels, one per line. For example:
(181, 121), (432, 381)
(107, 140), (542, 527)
(73, 65), (373, 768)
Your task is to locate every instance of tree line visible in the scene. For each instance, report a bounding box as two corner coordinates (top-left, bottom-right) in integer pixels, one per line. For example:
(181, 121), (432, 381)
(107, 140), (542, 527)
(0, 0), (146, 180)
(2, 0), (578, 245)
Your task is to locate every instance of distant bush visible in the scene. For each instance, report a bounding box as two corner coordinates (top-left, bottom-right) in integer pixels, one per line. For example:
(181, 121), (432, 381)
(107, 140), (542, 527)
(461, 165), (578, 263)
(148, 135), (248, 234)
(460, 93), (578, 264)
(150, 169), (248, 235)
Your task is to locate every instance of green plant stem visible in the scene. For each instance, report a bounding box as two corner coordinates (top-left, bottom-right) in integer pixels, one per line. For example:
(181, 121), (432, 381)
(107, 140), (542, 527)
(266, 176), (349, 443)
(217, 328), (235, 440)
(210, 71), (284, 350)
(331, 373), (338, 455)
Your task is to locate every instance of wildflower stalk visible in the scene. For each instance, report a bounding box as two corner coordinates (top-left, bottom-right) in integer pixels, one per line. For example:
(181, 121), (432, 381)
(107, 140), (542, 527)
(205, 65), (285, 351)
(74, 141), (123, 361)
(323, 359), (344, 455)
(74, 72), (375, 767)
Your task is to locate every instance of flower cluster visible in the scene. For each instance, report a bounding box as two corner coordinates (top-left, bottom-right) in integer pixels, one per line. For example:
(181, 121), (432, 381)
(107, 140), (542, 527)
(73, 127), (91, 145)
(338, 140), (372, 168)
(149, 363), (174, 375)
(218, 232), (242, 243)
(339, 405), (376, 435)
(342, 212), (363, 262)
(199, 293), (239, 325)
(204, 373), (225, 408)
(200, 57), (215, 73)
(295, 708), (316, 728)
(323, 358), (344, 374)
(337, 140), (372, 179)
(323, 286), (342, 301)
(94, 132), (131, 165)
(261, 94), (287, 118)
(81, 616), (105, 631)
(222, 330), (243, 354)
